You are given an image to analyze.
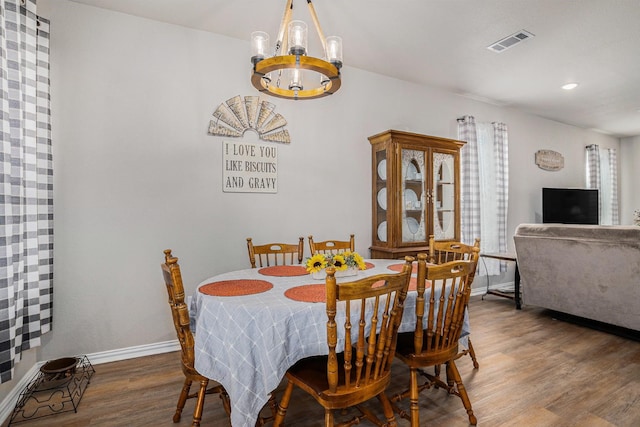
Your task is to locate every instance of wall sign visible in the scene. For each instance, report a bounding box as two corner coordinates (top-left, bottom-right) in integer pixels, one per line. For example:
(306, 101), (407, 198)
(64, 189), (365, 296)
(535, 149), (564, 171)
(223, 140), (277, 193)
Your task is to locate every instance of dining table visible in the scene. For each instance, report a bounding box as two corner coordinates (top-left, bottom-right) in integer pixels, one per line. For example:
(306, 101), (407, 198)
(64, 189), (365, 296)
(190, 258), (470, 427)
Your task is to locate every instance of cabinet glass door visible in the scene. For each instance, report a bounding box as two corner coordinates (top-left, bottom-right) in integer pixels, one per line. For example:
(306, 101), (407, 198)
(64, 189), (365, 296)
(375, 149), (388, 243)
(401, 149), (426, 243)
(432, 151), (456, 239)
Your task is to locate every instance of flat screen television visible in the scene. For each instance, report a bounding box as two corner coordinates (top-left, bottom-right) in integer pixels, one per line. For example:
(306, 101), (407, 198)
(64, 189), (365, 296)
(542, 188), (599, 225)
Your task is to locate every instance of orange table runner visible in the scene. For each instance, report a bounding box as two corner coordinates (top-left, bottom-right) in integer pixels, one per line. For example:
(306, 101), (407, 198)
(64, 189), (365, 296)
(199, 279), (273, 297)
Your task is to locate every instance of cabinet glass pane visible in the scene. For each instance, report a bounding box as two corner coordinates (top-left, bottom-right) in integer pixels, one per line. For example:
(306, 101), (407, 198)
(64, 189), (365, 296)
(401, 149), (426, 243)
(433, 152), (455, 239)
(375, 150), (387, 242)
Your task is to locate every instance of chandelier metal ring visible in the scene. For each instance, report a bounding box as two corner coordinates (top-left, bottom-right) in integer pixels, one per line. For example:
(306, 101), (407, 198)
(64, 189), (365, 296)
(251, 55), (341, 100)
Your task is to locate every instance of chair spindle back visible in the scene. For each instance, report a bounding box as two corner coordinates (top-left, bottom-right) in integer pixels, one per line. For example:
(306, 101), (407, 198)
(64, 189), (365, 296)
(246, 237), (305, 268)
(326, 257), (413, 394)
(161, 249), (196, 370)
(413, 254), (477, 355)
(308, 234), (355, 255)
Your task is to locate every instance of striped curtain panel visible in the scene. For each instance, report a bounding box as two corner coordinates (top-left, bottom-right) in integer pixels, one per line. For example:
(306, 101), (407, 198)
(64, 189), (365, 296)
(586, 145), (619, 225)
(607, 149), (619, 225)
(0, 0), (53, 384)
(493, 122), (509, 256)
(457, 116), (481, 246)
(585, 144), (600, 189)
(458, 116), (509, 275)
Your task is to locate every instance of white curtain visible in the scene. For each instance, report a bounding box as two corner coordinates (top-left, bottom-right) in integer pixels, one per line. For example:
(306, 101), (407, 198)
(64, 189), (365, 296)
(458, 116), (481, 246)
(607, 149), (619, 225)
(585, 144), (601, 218)
(0, 0), (53, 383)
(585, 144), (619, 225)
(458, 116), (509, 275)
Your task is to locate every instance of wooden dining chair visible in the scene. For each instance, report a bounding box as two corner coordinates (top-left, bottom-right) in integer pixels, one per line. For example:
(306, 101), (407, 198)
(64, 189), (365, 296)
(391, 253), (478, 426)
(273, 257), (415, 427)
(428, 235), (481, 368)
(246, 237), (305, 268)
(308, 234), (355, 255)
(161, 249), (231, 427)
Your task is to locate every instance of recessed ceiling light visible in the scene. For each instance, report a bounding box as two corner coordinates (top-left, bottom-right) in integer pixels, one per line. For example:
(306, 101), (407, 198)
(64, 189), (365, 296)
(562, 83), (579, 90)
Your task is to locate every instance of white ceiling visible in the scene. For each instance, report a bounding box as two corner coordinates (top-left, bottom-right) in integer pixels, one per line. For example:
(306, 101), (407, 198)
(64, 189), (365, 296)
(68, 0), (640, 138)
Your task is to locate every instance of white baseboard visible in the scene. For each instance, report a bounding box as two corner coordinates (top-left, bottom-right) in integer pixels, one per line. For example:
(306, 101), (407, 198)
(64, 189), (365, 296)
(84, 340), (180, 365)
(0, 339), (180, 426)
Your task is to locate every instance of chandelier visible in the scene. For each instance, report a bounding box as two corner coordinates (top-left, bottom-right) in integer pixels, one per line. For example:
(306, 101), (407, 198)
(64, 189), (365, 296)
(250, 0), (342, 100)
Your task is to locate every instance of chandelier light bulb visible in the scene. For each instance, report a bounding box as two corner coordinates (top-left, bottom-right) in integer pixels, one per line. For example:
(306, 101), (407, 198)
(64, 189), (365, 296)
(288, 20), (308, 56)
(289, 68), (303, 91)
(326, 36), (343, 69)
(320, 73), (329, 87)
(251, 31), (270, 64)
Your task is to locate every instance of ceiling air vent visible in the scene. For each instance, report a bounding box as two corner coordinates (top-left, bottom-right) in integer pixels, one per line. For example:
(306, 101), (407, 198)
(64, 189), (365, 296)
(487, 30), (534, 53)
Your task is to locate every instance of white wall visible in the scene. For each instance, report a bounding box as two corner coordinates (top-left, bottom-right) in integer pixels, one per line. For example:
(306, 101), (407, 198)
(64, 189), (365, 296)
(2, 0), (627, 395)
(620, 136), (640, 224)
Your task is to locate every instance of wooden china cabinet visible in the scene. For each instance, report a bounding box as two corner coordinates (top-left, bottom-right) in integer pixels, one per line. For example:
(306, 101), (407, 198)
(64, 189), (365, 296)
(368, 130), (465, 259)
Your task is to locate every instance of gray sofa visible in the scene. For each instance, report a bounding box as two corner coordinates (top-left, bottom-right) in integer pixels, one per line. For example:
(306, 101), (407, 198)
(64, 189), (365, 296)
(513, 224), (640, 331)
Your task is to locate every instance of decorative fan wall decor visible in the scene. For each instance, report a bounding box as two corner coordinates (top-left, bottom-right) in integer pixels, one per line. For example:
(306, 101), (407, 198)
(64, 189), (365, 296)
(208, 95), (291, 143)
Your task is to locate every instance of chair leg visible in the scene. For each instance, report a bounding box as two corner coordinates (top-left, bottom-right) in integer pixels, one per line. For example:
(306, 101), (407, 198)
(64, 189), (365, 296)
(273, 381), (294, 427)
(445, 362), (455, 389)
(409, 367), (420, 427)
(174, 378), (192, 422)
(467, 338), (479, 369)
(324, 408), (335, 426)
(191, 379), (208, 427)
(389, 391), (410, 422)
(219, 388), (231, 417)
(268, 392), (278, 418)
(377, 393), (398, 427)
(256, 393), (277, 426)
(447, 361), (477, 425)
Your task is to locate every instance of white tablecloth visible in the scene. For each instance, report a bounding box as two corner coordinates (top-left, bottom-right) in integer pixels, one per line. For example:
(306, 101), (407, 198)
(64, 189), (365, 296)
(191, 259), (469, 427)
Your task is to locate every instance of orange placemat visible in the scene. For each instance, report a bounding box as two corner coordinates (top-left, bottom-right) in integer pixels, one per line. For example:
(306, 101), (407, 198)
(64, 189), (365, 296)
(372, 277), (418, 292)
(408, 277), (417, 291)
(258, 265), (309, 277)
(199, 279), (273, 297)
(387, 263), (418, 274)
(285, 284), (326, 303)
(364, 262), (375, 269)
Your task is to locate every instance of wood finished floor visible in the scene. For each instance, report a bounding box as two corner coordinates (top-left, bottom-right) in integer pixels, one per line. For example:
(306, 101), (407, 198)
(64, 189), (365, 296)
(4, 296), (640, 427)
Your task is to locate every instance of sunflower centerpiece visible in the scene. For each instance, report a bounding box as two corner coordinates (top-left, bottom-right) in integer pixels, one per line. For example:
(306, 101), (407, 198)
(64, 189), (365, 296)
(306, 251), (367, 279)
